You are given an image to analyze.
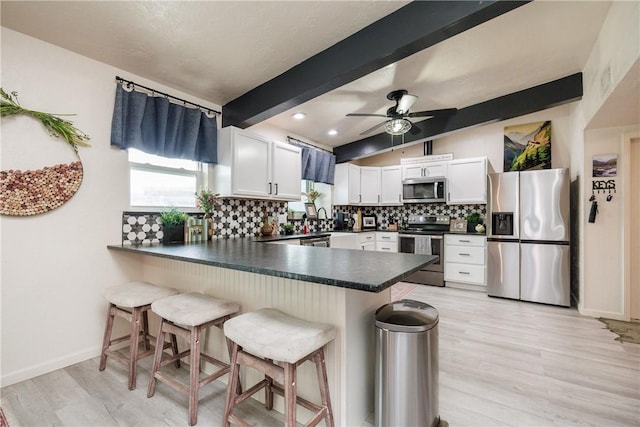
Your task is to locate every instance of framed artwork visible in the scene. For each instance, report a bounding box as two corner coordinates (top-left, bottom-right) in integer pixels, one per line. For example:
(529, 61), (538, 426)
(504, 121), (551, 171)
(592, 154), (617, 177)
(304, 203), (317, 219)
(450, 219), (467, 233)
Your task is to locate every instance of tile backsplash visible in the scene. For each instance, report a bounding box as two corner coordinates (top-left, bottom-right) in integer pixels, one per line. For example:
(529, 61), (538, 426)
(122, 199), (486, 244)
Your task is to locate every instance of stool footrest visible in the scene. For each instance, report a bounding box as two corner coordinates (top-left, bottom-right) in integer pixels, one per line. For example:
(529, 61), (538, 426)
(153, 371), (190, 395)
(237, 350), (284, 383)
(270, 383), (325, 415)
(228, 413), (253, 427)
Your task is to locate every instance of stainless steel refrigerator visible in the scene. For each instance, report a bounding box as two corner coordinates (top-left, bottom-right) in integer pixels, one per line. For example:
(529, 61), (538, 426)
(487, 169), (570, 306)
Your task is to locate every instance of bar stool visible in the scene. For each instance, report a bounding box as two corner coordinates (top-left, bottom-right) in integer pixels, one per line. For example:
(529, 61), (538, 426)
(223, 308), (336, 427)
(99, 281), (179, 390)
(147, 292), (240, 426)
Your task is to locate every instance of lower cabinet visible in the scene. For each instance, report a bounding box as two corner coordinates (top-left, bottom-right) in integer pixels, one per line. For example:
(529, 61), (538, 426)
(330, 232), (398, 252)
(375, 232), (398, 253)
(444, 234), (486, 290)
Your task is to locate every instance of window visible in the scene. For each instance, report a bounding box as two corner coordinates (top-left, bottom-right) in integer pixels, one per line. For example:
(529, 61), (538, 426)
(128, 149), (203, 208)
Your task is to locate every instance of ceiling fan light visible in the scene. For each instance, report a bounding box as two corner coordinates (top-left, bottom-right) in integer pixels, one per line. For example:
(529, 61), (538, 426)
(385, 118), (411, 135)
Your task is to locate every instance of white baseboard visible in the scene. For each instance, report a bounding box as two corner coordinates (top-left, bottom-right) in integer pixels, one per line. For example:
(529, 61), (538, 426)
(578, 306), (624, 320)
(1, 345), (102, 387)
(445, 281), (487, 292)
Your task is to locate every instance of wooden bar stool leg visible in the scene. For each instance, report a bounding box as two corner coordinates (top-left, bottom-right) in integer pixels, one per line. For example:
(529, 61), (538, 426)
(188, 325), (201, 426)
(171, 333), (181, 369)
(142, 310), (151, 351)
(284, 362), (297, 427)
(265, 358), (274, 410)
(99, 304), (116, 371)
(223, 342), (241, 427)
(128, 307), (142, 390)
(314, 349), (335, 427)
(147, 318), (166, 398)
(225, 337), (242, 395)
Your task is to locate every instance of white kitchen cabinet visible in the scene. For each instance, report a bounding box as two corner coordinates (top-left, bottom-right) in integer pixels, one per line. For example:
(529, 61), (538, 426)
(358, 232), (376, 250)
(444, 234), (486, 289)
(401, 158), (448, 180)
(214, 126), (301, 200)
(360, 167), (381, 205)
(380, 166), (402, 205)
(330, 233), (358, 249)
(333, 163), (361, 205)
(375, 232), (398, 253)
(447, 157), (487, 204)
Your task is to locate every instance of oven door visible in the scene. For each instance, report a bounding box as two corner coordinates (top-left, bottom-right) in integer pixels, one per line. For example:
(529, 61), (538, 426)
(399, 234), (443, 272)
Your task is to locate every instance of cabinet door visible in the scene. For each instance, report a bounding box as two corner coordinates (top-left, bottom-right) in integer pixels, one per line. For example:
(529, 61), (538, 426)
(447, 158), (487, 204)
(271, 141), (301, 200)
(360, 167), (381, 205)
(380, 166), (402, 205)
(361, 241), (376, 251)
(402, 164), (424, 180)
(232, 130), (271, 197)
(348, 163), (361, 204)
(423, 162), (447, 178)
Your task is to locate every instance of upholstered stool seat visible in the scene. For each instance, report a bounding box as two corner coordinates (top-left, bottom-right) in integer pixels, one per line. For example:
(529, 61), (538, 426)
(147, 292), (240, 426)
(99, 281), (179, 390)
(223, 308), (336, 427)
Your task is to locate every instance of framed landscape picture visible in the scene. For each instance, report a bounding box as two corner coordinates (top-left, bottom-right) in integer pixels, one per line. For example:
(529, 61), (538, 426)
(592, 154), (617, 177)
(504, 121), (551, 171)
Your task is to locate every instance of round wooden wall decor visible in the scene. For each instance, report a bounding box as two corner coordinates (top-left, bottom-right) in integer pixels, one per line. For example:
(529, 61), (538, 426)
(0, 89), (90, 216)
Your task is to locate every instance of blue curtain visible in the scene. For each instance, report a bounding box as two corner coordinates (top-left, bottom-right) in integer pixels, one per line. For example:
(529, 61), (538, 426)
(293, 143), (336, 185)
(110, 84), (218, 163)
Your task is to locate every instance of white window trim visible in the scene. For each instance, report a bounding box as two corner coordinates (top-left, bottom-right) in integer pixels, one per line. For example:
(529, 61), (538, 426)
(128, 159), (207, 211)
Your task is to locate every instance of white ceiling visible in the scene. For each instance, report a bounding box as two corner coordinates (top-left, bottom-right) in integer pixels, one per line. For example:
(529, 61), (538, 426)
(1, 1), (616, 150)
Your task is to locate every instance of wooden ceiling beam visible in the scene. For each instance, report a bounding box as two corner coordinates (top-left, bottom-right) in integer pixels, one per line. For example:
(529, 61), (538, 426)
(222, 1), (530, 129)
(332, 73), (584, 163)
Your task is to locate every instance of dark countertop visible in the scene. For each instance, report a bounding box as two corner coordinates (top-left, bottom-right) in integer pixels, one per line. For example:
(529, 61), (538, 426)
(107, 239), (436, 293)
(250, 232), (331, 243)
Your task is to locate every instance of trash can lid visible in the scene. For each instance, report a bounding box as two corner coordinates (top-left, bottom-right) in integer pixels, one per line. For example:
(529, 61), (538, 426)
(375, 299), (439, 332)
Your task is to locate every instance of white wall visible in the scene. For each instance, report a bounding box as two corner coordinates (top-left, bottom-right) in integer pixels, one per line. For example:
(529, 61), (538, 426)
(0, 27), (220, 386)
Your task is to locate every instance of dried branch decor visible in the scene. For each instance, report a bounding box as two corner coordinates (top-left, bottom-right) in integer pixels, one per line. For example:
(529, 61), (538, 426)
(1, 88), (90, 216)
(1, 88), (91, 153)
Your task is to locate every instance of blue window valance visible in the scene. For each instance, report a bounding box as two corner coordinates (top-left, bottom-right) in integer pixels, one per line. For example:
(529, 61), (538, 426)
(110, 84), (218, 163)
(290, 142), (336, 185)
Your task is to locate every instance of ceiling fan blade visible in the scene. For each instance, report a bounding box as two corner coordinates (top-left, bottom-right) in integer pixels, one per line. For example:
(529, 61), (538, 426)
(360, 120), (389, 135)
(408, 122), (422, 135)
(346, 113), (389, 117)
(396, 94), (418, 115)
(407, 108), (457, 118)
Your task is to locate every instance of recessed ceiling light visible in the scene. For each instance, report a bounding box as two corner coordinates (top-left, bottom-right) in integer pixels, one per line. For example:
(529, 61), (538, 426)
(328, 129), (338, 136)
(292, 112), (306, 120)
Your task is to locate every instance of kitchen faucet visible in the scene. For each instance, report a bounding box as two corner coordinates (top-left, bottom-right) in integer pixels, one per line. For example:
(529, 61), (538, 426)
(316, 207), (328, 219)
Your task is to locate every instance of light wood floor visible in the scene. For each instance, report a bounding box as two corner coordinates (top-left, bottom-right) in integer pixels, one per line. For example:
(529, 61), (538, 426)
(2, 285), (639, 426)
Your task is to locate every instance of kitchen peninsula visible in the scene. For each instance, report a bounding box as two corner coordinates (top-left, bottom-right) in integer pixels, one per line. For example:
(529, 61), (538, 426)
(108, 239), (435, 426)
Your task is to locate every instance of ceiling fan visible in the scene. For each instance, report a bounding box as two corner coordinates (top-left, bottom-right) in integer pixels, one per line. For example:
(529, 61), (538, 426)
(346, 89), (457, 136)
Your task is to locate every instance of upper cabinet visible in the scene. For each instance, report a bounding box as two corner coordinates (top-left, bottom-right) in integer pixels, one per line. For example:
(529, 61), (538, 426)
(213, 126), (301, 201)
(401, 157), (448, 180)
(360, 167), (381, 205)
(447, 157), (487, 204)
(380, 166), (402, 205)
(334, 164), (401, 206)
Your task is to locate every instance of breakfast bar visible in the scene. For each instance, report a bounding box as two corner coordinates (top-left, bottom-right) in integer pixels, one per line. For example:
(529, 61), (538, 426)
(108, 239), (435, 426)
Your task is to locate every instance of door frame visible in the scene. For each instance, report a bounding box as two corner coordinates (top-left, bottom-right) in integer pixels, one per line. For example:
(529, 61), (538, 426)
(622, 129), (640, 321)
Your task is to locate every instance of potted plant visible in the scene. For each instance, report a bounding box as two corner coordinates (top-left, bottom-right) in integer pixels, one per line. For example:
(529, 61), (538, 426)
(465, 212), (483, 233)
(282, 223), (295, 235)
(160, 207), (188, 243)
(196, 189), (221, 240)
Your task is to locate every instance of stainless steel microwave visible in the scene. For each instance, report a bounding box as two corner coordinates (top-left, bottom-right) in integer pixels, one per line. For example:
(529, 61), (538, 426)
(402, 177), (446, 203)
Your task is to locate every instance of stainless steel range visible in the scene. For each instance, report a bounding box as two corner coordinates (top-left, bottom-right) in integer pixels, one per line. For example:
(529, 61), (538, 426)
(398, 215), (450, 287)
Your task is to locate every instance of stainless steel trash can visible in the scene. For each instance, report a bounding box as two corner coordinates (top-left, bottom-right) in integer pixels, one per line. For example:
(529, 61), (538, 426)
(375, 299), (439, 427)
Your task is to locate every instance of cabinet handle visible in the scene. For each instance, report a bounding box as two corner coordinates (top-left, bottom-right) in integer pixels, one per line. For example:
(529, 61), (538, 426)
(381, 248), (390, 251)
(459, 239), (470, 243)
(448, 192), (450, 202)
(382, 236), (390, 240)
(268, 182), (272, 194)
(275, 183), (278, 195)
(459, 271), (470, 275)
(459, 253), (470, 256)
(378, 195), (380, 203)
(398, 194), (402, 203)
(359, 194), (362, 203)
